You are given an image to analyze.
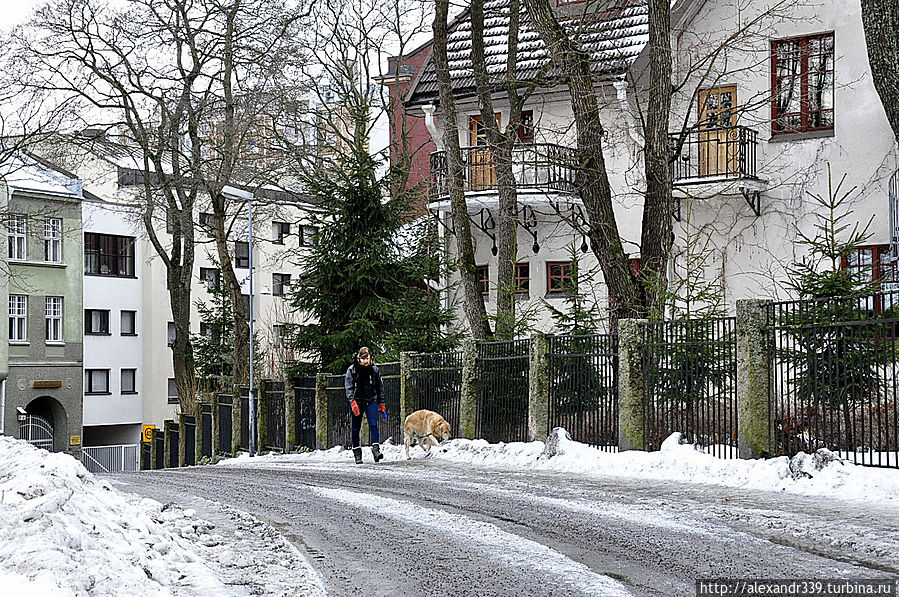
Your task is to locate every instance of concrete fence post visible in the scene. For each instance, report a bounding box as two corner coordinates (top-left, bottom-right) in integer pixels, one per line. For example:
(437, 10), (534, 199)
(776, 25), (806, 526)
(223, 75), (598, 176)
(459, 338), (478, 440)
(618, 318), (647, 451)
(528, 331), (549, 442)
(285, 380), (296, 451)
(736, 298), (775, 459)
(315, 373), (328, 450)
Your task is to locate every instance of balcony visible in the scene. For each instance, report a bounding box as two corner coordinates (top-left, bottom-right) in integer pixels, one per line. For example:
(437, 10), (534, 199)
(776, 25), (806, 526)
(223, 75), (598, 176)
(669, 126), (759, 185)
(429, 143), (578, 200)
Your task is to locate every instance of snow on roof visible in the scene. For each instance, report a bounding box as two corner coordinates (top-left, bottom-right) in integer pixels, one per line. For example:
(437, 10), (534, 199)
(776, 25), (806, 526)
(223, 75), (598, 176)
(407, 0), (649, 106)
(1, 152), (83, 199)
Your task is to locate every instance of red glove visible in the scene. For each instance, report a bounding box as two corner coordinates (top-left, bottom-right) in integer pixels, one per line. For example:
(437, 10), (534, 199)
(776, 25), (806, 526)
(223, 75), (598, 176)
(378, 403), (386, 414)
(350, 400), (360, 416)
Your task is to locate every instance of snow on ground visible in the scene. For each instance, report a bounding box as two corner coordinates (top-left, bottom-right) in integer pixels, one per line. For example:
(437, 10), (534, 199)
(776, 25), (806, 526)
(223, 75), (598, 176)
(224, 430), (899, 506)
(0, 435), (325, 597)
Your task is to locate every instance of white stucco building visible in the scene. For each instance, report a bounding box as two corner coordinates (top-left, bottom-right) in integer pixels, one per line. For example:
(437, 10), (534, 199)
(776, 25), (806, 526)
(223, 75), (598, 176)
(401, 0), (899, 332)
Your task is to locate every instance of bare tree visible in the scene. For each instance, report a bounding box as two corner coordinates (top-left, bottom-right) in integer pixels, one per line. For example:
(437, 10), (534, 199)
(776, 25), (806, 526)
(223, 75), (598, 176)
(861, 0), (899, 144)
(434, 0), (493, 339)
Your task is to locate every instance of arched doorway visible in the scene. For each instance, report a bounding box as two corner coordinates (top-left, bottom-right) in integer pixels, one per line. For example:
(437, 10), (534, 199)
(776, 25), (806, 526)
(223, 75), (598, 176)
(20, 396), (68, 452)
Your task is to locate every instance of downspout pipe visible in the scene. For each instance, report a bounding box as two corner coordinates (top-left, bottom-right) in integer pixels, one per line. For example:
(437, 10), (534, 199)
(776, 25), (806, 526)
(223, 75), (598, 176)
(613, 81), (644, 149)
(422, 104), (444, 151)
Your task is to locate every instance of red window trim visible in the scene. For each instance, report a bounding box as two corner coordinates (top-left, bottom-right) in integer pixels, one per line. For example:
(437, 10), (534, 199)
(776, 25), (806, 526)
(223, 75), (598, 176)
(770, 32), (835, 136)
(840, 244), (897, 315)
(546, 261), (573, 295)
(515, 262), (530, 294)
(518, 110), (534, 141)
(476, 265), (489, 296)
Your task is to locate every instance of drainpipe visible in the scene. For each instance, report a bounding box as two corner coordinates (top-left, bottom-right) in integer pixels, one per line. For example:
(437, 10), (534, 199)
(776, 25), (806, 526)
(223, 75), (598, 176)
(613, 81), (644, 149)
(422, 104), (444, 151)
(0, 380), (5, 435)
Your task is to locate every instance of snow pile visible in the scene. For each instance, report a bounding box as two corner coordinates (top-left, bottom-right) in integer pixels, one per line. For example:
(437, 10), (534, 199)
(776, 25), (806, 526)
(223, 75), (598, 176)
(0, 435), (324, 596)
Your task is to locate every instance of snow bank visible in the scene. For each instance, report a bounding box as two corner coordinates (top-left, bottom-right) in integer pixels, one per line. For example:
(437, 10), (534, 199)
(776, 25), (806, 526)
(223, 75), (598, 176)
(0, 436), (325, 597)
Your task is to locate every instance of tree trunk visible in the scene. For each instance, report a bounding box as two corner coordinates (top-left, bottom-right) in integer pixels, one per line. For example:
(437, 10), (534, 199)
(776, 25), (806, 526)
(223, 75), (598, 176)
(434, 0), (493, 339)
(168, 267), (198, 415)
(639, 0), (674, 318)
(521, 0), (643, 321)
(470, 0), (520, 339)
(861, 0), (899, 144)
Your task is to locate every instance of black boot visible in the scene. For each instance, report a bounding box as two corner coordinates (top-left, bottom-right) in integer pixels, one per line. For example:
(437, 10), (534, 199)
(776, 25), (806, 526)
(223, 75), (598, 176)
(352, 447), (363, 464)
(371, 443), (384, 463)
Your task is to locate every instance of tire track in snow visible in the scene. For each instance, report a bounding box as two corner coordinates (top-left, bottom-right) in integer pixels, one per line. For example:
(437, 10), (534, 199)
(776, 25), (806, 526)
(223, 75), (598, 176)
(309, 486), (632, 597)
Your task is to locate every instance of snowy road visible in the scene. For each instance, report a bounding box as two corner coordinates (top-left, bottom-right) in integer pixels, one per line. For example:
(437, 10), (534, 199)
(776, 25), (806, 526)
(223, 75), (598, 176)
(112, 455), (899, 597)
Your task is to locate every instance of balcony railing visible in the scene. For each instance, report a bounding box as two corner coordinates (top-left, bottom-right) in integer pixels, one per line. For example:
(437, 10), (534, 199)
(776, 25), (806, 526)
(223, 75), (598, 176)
(429, 143), (578, 199)
(669, 126), (758, 184)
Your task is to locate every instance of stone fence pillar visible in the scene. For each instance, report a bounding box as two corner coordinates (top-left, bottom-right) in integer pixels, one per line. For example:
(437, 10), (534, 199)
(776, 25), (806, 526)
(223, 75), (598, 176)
(736, 299), (774, 459)
(528, 331), (549, 442)
(459, 338), (478, 440)
(618, 319), (647, 451)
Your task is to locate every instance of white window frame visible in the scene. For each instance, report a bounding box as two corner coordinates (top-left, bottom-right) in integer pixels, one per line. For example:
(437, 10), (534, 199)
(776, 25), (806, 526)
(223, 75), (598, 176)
(44, 218), (62, 263)
(85, 369), (110, 394)
(8, 215), (26, 260)
(45, 296), (63, 342)
(9, 295), (27, 341)
(120, 310), (137, 335)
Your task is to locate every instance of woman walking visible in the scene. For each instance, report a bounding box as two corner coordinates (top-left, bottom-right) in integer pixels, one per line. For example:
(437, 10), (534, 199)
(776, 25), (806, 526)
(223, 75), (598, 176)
(345, 346), (386, 464)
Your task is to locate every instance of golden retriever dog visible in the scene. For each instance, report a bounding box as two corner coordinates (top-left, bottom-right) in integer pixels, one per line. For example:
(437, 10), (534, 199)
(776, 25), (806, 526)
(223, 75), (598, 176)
(404, 409), (452, 460)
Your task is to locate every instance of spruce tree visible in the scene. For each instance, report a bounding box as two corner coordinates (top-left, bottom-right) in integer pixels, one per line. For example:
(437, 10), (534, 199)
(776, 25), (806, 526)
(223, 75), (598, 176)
(287, 150), (458, 373)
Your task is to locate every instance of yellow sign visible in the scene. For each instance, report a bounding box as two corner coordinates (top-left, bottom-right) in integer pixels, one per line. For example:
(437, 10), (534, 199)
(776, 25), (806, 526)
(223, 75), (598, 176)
(69, 435), (81, 446)
(142, 425), (156, 442)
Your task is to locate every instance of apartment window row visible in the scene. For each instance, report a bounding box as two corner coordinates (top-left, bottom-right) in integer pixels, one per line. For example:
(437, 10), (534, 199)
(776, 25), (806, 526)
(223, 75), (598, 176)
(84, 232), (135, 277)
(84, 368), (138, 395)
(270, 222), (321, 247)
(85, 309), (137, 336)
(7, 216), (63, 263)
(8, 295), (67, 342)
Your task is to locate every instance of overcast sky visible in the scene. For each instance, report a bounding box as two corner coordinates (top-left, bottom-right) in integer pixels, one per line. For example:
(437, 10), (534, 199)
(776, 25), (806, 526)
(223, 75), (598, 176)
(0, 0), (43, 30)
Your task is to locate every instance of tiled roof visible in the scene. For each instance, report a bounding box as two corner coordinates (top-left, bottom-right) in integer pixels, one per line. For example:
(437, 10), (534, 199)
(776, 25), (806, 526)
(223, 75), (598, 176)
(407, 0), (649, 107)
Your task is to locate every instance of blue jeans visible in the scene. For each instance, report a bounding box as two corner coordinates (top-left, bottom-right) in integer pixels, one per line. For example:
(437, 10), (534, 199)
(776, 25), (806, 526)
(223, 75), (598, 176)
(351, 401), (380, 448)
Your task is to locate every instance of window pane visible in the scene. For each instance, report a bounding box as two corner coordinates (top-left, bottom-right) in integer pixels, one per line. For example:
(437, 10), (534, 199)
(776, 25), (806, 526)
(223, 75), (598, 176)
(121, 369), (136, 393)
(121, 311), (136, 335)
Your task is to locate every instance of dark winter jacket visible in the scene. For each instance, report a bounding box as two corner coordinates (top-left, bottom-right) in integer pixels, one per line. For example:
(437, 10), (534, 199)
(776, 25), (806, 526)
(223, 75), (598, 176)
(345, 362), (384, 408)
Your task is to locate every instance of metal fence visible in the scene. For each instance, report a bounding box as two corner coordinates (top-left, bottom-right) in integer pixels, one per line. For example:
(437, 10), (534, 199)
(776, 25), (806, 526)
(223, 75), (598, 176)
(293, 376), (317, 450)
(166, 420), (179, 467)
(378, 363), (403, 445)
(409, 351), (464, 434)
(82, 444), (140, 473)
(547, 334), (619, 450)
(769, 294), (899, 467)
(477, 339), (530, 443)
(200, 403), (213, 458)
(239, 392), (249, 451)
(183, 415), (196, 466)
(263, 382), (286, 451)
(153, 429), (165, 469)
(217, 393), (233, 455)
(326, 374), (350, 448)
(642, 318), (738, 458)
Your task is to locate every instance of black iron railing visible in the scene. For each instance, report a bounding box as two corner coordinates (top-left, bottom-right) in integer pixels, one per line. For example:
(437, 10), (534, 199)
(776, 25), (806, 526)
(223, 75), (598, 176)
(476, 339), (530, 443)
(889, 170), (899, 258)
(429, 143), (578, 199)
(326, 374), (350, 448)
(669, 126), (758, 184)
(769, 293), (899, 467)
(263, 383), (286, 451)
(642, 318), (738, 458)
(377, 363), (403, 445)
(547, 334), (619, 451)
(409, 351), (464, 435)
(293, 377), (317, 450)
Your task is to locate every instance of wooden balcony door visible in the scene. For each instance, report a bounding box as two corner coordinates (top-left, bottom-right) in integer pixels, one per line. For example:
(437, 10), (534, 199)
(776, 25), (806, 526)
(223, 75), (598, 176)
(470, 114), (500, 191)
(698, 86), (738, 177)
